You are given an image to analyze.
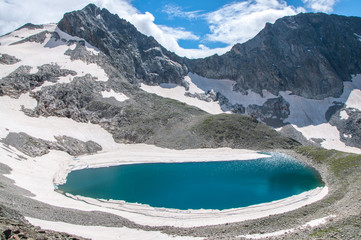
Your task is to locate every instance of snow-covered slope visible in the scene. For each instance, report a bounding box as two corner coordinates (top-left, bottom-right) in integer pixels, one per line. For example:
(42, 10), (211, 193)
(0, 24), (108, 82)
(141, 73), (361, 154)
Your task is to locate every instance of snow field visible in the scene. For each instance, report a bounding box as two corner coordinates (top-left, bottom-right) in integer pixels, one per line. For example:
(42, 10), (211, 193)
(0, 24), (108, 83)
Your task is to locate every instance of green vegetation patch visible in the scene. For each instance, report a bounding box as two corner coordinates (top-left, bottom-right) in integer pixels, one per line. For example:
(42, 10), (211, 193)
(310, 226), (339, 238)
(295, 146), (361, 177)
(192, 114), (299, 149)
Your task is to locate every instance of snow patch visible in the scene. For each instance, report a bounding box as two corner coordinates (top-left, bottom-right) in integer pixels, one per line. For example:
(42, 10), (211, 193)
(340, 110), (349, 120)
(0, 24), (56, 46)
(0, 94), (117, 149)
(26, 217), (201, 240)
(343, 133), (352, 138)
(239, 215), (336, 239)
(101, 90), (129, 102)
(144, 46), (162, 53)
(140, 83), (224, 114)
(52, 27), (100, 55)
(293, 123), (361, 154)
(140, 73), (276, 115)
(32, 75), (75, 92)
(188, 73), (275, 107)
(184, 75), (205, 94)
(354, 33), (361, 41)
(0, 24), (108, 81)
(345, 89), (361, 109)
(284, 75), (361, 153)
(18, 92), (38, 109)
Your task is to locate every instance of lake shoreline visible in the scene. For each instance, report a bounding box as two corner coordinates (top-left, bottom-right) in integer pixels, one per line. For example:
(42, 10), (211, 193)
(0, 146), (359, 239)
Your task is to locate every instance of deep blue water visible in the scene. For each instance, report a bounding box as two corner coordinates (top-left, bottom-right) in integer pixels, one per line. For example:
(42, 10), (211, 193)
(58, 153), (324, 210)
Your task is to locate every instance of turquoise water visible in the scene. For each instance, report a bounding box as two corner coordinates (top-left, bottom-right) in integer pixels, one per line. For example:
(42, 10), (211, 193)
(58, 154), (324, 210)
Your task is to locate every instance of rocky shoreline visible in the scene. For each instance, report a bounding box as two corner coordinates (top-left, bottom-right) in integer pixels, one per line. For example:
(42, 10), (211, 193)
(0, 147), (360, 239)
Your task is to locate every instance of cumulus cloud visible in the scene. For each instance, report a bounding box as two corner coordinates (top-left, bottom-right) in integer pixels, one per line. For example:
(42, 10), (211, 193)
(205, 0), (305, 45)
(302, 0), (337, 13)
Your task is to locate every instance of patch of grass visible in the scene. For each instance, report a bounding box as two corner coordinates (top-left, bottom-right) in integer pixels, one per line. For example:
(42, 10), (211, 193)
(295, 146), (361, 177)
(192, 114), (299, 149)
(310, 226), (339, 238)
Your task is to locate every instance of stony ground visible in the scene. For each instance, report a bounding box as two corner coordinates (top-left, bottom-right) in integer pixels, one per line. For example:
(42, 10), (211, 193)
(0, 212), (88, 240)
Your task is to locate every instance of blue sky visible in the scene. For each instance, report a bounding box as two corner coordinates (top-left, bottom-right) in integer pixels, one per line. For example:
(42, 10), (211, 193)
(0, 0), (360, 58)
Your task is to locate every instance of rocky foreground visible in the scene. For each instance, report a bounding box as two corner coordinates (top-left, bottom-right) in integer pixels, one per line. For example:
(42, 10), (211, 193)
(0, 205), (87, 240)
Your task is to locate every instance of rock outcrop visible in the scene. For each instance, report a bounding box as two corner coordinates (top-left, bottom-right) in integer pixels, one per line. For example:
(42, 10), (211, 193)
(1, 132), (102, 157)
(0, 64), (76, 98)
(0, 54), (20, 65)
(328, 107), (361, 148)
(247, 96), (290, 127)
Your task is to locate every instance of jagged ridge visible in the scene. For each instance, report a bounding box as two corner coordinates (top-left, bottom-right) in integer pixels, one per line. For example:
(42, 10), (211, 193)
(58, 5), (361, 99)
(187, 13), (361, 99)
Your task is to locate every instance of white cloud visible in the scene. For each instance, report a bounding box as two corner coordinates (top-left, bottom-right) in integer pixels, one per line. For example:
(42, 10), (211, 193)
(158, 26), (199, 41)
(302, 0), (337, 13)
(205, 0), (305, 45)
(162, 4), (202, 20)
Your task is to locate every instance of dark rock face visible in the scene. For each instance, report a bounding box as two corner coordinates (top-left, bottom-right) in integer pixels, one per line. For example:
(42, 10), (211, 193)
(10, 31), (50, 45)
(1, 132), (102, 157)
(0, 54), (20, 65)
(329, 108), (361, 148)
(0, 64), (76, 98)
(279, 124), (321, 147)
(247, 96), (290, 127)
(184, 90), (217, 103)
(30, 74), (106, 122)
(325, 102), (345, 122)
(187, 13), (361, 99)
(58, 4), (188, 87)
(52, 135), (102, 156)
(216, 93), (246, 114)
(2, 132), (50, 157)
(15, 23), (44, 31)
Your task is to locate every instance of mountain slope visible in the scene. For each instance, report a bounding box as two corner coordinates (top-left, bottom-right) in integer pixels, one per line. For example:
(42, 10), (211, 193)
(187, 13), (361, 99)
(0, 5), (296, 150)
(57, 4), (188, 87)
